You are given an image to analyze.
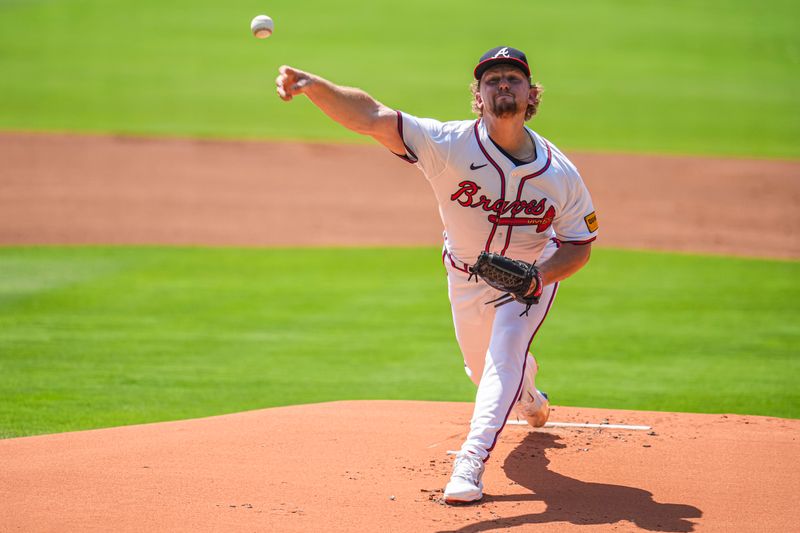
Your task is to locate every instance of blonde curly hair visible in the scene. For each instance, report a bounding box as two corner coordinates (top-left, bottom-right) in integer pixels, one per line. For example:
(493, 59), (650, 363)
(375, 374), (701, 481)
(470, 79), (543, 121)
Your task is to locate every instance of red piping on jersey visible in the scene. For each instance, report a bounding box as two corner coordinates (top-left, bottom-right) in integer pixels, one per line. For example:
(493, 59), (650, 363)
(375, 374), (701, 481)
(484, 281), (560, 460)
(473, 120), (506, 253)
(392, 110), (418, 164)
(558, 236), (597, 245)
(442, 249), (471, 274)
(500, 141), (553, 255)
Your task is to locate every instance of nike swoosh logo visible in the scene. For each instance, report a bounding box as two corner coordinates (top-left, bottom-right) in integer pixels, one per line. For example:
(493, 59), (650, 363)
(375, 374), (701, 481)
(470, 162), (488, 170)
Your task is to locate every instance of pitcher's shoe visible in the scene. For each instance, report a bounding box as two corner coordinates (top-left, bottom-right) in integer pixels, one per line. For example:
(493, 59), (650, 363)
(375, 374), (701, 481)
(443, 451), (485, 504)
(515, 354), (550, 427)
(516, 388), (550, 428)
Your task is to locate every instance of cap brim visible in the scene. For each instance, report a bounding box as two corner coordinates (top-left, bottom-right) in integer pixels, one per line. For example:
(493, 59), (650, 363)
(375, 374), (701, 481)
(474, 57), (531, 80)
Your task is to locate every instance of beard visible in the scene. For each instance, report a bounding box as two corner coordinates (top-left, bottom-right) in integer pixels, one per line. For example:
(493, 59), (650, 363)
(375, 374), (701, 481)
(487, 93), (524, 118)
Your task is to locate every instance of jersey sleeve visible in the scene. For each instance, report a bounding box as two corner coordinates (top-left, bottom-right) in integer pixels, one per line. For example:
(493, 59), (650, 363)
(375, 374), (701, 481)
(394, 111), (451, 179)
(552, 171), (599, 244)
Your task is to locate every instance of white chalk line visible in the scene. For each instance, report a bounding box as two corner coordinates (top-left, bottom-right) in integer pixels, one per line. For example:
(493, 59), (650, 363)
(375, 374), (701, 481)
(508, 420), (652, 430)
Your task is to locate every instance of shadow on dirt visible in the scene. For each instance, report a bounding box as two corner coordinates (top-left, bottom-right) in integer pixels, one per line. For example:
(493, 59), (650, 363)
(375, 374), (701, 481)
(438, 432), (701, 532)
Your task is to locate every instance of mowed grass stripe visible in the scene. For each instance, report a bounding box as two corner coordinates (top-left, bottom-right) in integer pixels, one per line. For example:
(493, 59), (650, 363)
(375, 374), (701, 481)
(0, 0), (797, 158)
(0, 246), (797, 438)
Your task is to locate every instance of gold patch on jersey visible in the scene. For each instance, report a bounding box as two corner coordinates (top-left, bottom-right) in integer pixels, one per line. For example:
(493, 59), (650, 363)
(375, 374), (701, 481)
(584, 212), (598, 232)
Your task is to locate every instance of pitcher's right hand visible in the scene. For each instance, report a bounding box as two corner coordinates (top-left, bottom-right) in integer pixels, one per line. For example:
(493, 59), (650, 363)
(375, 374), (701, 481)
(276, 65), (313, 102)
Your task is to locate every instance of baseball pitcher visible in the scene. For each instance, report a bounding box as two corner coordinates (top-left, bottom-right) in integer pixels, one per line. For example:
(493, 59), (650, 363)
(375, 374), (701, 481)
(276, 46), (598, 504)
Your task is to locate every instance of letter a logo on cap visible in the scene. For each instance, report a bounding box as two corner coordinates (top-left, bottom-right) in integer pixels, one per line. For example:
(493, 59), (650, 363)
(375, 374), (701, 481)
(493, 47), (511, 58)
(474, 46), (531, 79)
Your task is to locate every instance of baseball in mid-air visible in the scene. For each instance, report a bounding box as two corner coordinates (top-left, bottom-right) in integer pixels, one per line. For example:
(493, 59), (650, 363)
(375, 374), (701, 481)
(250, 15), (274, 39)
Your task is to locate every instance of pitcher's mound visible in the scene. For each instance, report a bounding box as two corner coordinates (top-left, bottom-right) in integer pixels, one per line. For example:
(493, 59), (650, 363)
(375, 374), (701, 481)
(1, 401), (797, 532)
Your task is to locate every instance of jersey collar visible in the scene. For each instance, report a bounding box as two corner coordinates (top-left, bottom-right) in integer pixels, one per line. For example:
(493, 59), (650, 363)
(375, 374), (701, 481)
(476, 119), (549, 176)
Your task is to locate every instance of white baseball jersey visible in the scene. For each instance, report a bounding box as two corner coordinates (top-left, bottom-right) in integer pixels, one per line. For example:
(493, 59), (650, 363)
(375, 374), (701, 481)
(394, 111), (598, 269)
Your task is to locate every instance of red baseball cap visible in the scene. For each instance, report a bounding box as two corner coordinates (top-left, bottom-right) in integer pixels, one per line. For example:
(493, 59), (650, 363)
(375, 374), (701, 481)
(474, 46), (531, 80)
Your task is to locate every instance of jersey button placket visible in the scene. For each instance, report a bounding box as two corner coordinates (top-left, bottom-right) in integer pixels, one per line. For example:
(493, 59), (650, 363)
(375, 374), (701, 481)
(495, 165), (512, 252)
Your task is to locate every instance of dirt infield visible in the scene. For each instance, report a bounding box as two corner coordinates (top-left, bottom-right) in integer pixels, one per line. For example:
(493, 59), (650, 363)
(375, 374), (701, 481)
(1, 402), (798, 532)
(1, 132), (799, 531)
(1, 132), (799, 258)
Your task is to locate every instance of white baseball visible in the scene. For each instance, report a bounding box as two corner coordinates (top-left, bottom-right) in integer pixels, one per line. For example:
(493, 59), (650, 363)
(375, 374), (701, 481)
(250, 15), (274, 39)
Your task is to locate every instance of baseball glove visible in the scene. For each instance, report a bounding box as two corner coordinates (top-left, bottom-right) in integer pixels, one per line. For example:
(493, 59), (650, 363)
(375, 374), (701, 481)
(468, 251), (544, 316)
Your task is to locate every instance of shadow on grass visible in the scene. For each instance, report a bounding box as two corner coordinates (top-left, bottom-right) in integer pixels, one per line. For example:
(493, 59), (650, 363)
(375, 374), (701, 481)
(438, 432), (701, 532)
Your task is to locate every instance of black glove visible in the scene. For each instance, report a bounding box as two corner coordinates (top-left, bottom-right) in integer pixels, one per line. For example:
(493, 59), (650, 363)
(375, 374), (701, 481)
(468, 251), (543, 316)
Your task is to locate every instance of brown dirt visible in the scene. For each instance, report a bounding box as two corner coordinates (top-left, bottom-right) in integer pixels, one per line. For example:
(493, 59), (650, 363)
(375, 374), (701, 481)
(1, 132), (799, 531)
(1, 401), (798, 532)
(1, 132), (798, 258)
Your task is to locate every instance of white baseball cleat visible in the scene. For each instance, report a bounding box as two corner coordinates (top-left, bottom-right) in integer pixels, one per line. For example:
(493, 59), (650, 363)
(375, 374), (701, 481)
(443, 451), (485, 504)
(516, 388), (551, 427)
(515, 355), (551, 427)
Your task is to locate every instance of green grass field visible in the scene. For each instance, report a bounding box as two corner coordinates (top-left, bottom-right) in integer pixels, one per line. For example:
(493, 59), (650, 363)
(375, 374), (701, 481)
(1, 246), (797, 438)
(1, 0), (798, 437)
(0, 0), (798, 157)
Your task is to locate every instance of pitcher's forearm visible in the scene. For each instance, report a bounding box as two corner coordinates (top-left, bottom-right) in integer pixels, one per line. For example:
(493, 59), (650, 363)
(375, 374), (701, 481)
(538, 243), (592, 286)
(276, 65), (404, 153)
(302, 77), (388, 136)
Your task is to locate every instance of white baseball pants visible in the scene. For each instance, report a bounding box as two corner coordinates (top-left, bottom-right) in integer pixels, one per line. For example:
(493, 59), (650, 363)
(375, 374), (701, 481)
(445, 247), (559, 461)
